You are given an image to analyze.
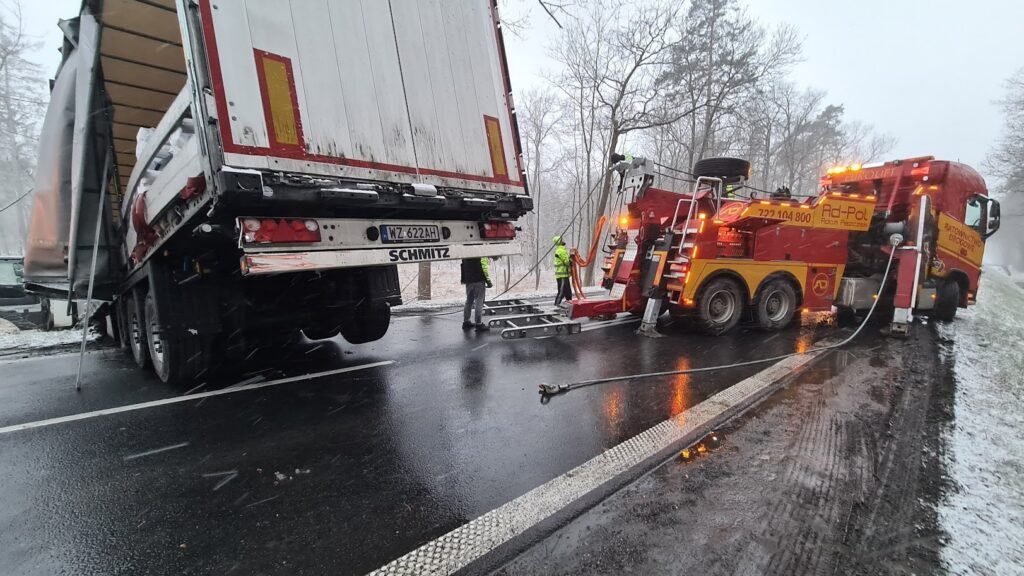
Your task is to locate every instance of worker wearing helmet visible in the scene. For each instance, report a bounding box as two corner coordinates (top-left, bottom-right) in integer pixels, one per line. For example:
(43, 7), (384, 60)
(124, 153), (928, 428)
(553, 236), (572, 307)
(461, 257), (493, 331)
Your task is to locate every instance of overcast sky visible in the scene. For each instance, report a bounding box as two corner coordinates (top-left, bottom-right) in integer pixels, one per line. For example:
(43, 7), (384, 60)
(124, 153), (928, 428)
(23, 0), (1024, 173)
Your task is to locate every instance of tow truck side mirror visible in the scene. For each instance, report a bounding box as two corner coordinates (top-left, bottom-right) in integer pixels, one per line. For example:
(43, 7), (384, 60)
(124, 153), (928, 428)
(986, 198), (1001, 238)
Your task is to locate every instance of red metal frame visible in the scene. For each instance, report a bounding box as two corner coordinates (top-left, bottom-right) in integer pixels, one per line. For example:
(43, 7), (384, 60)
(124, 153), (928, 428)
(197, 0), (524, 188)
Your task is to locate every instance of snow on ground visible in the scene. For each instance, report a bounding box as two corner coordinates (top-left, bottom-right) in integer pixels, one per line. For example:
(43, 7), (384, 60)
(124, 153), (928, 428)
(0, 324), (96, 353)
(936, 269), (1024, 574)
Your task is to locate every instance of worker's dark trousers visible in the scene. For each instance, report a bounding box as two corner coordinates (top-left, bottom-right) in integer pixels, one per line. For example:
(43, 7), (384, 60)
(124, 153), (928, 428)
(554, 277), (573, 306)
(464, 282), (486, 324)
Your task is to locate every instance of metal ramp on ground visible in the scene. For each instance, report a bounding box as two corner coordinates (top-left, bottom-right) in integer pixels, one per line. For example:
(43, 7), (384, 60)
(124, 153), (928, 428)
(482, 299), (582, 340)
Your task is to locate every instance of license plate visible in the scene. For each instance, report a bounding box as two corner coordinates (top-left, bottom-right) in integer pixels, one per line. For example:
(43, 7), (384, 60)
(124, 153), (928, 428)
(379, 224), (441, 244)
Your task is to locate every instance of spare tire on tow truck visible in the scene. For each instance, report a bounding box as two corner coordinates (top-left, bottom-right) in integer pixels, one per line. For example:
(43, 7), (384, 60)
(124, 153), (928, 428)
(693, 157), (752, 183)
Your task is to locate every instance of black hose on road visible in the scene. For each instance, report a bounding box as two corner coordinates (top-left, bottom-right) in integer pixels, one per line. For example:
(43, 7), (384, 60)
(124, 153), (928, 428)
(539, 237), (902, 397)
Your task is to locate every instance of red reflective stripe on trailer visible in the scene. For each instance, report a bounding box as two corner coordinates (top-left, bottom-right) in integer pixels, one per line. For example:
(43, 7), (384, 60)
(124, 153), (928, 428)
(488, 0), (525, 185)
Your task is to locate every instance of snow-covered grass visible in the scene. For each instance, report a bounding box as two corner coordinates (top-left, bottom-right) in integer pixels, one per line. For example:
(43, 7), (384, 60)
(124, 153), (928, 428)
(936, 268), (1024, 574)
(0, 324), (96, 353)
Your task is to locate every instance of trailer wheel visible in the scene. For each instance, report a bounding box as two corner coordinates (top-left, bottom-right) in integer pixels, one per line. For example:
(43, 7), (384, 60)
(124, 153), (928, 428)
(339, 302), (391, 344)
(696, 277), (744, 335)
(126, 292), (150, 369)
(933, 280), (960, 322)
(145, 291), (207, 386)
(302, 324), (341, 341)
(693, 157), (752, 183)
(754, 279), (797, 330)
(115, 297), (131, 350)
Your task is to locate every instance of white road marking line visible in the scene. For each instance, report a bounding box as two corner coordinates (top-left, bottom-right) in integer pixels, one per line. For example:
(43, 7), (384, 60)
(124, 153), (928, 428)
(123, 442), (190, 461)
(0, 360), (395, 436)
(366, 350), (826, 576)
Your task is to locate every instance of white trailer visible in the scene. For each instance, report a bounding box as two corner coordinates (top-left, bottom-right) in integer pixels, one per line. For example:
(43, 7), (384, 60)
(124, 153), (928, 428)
(23, 0), (530, 384)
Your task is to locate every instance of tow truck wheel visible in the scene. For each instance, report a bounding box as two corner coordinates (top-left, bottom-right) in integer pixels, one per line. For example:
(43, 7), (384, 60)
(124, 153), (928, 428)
(754, 279), (797, 330)
(696, 277), (744, 335)
(693, 157), (752, 183)
(126, 292), (150, 369)
(933, 280), (960, 322)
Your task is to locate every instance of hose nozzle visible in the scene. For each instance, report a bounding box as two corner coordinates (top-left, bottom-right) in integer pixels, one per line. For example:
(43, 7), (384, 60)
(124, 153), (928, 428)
(538, 383), (569, 396)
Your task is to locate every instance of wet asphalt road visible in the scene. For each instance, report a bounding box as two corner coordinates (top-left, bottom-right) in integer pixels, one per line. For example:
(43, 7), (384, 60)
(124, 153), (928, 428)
(0, 309), (831, 575)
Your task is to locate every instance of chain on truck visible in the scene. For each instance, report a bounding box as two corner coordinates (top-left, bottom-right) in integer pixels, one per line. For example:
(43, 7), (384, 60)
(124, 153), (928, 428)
(560, 154), (1000, 337)
(21, 0), (530, 385)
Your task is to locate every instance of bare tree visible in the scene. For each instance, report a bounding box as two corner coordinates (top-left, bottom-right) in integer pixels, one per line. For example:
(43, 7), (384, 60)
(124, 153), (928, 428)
(553, 0), (689, 282)
(985, 68), (1024, 197)
(664, 0), (801, 169)
(519, 87), (566, 288)
(0, 0), (45, 255)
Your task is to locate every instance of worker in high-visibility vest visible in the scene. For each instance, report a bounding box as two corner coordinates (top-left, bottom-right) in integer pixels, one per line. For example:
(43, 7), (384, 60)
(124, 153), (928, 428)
(553, 236), (572, 306)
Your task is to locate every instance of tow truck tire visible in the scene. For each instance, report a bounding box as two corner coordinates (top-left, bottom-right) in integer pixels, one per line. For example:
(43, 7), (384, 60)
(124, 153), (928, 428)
(753, 279), (798, 330)
(693, 157), (752, 182)
(126, 292), (150, 369)
(933, 280), (960, 322)
(696, 277), (744, 335)
(339, 302), (390, 344)
(145, 291), (207, 386)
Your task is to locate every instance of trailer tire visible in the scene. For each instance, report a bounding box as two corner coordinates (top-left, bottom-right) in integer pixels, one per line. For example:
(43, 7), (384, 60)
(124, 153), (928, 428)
(933, 279), (960, 322)
(339, 302), (390, 344)
(302, 324), (341, 341)
(145, 291), (207, 386)
(696, 277), (744, 335)
(753, 279), (797, 330)
(115, 297), (131, 350)
(126, 292), (150, 369)
(693, 157), (752, 182)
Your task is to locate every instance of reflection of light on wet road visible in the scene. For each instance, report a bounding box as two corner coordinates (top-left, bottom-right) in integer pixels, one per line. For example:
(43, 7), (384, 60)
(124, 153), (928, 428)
(795, 330), (814, 353)
(603, 387), (623, 436)
(670, 357), (691, 417)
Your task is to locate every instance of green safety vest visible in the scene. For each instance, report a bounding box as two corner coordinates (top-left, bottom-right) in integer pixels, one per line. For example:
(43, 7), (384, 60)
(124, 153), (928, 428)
(554, 245), (570, 279)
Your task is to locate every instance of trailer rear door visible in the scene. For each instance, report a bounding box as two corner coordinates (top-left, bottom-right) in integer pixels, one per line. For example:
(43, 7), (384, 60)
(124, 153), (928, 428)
(197, 0), (526, 196)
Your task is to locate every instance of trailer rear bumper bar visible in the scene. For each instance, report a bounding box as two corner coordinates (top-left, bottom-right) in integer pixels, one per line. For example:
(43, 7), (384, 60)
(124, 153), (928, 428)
(240, 242), (519, 276)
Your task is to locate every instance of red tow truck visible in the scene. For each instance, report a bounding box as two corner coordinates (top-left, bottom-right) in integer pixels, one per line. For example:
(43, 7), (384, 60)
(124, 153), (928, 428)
(564, 156), (1001, 336)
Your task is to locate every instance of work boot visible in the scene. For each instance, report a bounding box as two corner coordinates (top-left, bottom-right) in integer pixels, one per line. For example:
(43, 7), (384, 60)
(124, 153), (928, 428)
(462, 321), (474, 330)
(474, 323), (490, 332)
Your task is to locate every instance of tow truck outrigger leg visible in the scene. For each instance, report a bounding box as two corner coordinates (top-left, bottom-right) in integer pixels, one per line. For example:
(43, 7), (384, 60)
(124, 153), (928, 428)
(636, 296), (665, 338)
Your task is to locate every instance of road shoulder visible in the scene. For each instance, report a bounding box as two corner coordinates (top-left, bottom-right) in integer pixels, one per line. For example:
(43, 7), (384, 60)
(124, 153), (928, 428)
(495, 328), (954, 575)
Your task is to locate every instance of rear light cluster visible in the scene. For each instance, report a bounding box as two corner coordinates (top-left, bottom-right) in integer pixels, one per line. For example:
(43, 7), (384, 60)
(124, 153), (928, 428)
(241, 218), (321, 244)
(479, 221), (516, 240)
